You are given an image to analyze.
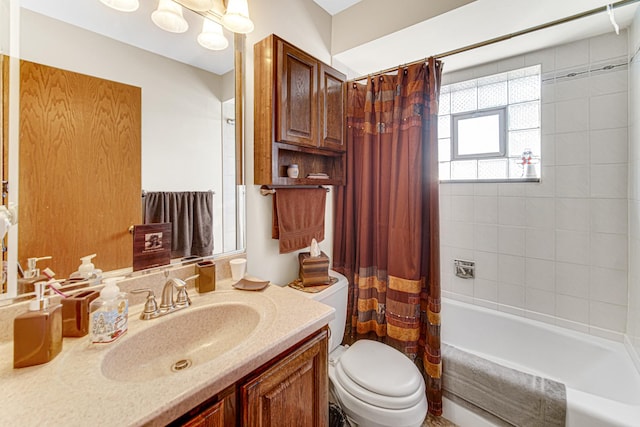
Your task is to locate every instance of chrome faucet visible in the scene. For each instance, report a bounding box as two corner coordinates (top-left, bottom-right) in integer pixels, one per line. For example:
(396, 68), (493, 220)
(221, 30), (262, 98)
(131, 274), (197, 320)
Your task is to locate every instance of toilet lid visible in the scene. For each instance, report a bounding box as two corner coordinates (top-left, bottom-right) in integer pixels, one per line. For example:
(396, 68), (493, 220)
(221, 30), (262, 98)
(335, 361), (426, 409)
(338, 340), (423, 398)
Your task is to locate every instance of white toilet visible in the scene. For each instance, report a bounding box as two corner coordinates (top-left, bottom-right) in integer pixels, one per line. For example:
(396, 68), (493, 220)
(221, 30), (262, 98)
(290, 270), (428, 427)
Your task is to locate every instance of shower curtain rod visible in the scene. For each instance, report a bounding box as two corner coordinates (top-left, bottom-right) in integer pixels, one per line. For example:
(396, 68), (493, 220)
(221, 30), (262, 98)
(350, 0), (640, 83)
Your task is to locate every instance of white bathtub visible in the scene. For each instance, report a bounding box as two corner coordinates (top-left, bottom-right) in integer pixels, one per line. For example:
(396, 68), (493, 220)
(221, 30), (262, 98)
(440, 298), (640, 427)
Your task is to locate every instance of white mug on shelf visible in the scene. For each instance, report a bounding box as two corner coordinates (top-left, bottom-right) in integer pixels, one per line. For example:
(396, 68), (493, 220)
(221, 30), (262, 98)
(287, 164), (299, 178)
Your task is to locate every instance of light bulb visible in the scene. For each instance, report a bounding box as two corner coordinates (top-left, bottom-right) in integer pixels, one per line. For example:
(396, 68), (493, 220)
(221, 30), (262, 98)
(99, 0), (139, 12)
(198, 19), (229, 51)
(221, 0), (254, 34)
(152, 0), (189, 33)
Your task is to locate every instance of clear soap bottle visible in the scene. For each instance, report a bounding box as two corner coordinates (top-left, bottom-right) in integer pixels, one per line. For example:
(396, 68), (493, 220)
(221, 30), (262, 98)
(89, 278), (128, 344)
(13, 281), (62, 368)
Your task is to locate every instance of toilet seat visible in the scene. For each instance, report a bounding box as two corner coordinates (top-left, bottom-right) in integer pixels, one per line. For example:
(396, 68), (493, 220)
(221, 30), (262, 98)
(334, 340), (425, 409)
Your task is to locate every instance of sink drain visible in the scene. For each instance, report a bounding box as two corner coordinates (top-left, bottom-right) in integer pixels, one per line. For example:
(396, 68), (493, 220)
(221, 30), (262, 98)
(171, 359), (192, 372)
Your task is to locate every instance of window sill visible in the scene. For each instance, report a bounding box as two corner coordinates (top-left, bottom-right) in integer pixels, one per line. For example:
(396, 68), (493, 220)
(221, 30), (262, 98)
(440, 178), (541, 184)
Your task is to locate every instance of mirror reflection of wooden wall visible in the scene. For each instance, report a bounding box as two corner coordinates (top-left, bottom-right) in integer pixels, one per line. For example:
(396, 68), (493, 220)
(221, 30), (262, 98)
(19, 60), (141, 278)
(1, 55), (8, 292)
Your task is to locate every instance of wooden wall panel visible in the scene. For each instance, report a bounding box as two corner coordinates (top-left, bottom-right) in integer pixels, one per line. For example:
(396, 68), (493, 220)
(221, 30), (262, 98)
(19, 60), (141, 278)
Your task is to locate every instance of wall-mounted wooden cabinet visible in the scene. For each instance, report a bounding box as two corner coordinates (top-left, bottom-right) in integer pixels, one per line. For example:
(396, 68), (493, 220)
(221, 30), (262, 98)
(254, 34), (346, 186)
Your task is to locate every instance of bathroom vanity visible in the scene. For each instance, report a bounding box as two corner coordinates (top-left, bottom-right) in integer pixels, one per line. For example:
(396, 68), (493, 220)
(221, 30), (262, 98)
(0, 270), (333, 426)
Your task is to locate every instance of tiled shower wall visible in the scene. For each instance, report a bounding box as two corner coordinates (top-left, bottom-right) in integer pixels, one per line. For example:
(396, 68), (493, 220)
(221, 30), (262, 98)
(440, 31), (629, 340)
(627, 7), (640, 365)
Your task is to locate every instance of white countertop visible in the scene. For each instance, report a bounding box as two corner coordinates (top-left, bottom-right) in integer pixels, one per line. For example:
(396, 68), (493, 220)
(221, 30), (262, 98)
(0, 279), (334, 426)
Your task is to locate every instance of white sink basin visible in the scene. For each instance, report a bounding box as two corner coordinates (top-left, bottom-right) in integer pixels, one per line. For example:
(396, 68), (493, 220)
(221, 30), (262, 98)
(101, 302), (261, 383)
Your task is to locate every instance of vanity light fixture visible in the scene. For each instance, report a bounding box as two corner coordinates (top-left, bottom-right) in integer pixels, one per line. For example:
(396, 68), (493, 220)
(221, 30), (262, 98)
(179, 0), (215, 11)
(99, 0), (139, 12)
(152, 0), (189, 33)
(198, 19), (229, 50)
(221, 0), (254, 34)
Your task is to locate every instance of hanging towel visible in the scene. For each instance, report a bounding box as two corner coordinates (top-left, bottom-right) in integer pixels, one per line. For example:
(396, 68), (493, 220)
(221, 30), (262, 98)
(144, 191), (214, 258)
(272, 188), (326, 254)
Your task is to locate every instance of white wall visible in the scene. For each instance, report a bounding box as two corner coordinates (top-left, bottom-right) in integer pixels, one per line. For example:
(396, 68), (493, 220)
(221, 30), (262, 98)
(440, 31), (630, 341)
(627, 7), (640, 366)
(244, 0), (335, 285)
(20, 9), (230, 254)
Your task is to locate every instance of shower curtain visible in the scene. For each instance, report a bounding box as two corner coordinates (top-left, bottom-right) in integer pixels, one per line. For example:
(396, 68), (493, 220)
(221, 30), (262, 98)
(333, 59), (443, 415)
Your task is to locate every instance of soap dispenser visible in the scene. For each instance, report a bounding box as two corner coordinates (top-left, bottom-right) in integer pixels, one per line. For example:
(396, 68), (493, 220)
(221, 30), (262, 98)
(89, 278), (128, 344)
(17, 256), (52, 294)
(13, 281), (63, 368)
(70, 254), (103, 284)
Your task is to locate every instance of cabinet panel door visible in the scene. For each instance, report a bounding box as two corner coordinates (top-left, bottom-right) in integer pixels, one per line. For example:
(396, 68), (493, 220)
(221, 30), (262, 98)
(276, 40), (318, 148)
(319, 64), (346, 152)
(181, 399), (224, 427)
(242, 330), (328, 427)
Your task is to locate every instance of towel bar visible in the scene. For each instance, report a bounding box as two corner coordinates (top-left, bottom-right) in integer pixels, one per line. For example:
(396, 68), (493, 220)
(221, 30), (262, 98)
(259, 185), (330, 196)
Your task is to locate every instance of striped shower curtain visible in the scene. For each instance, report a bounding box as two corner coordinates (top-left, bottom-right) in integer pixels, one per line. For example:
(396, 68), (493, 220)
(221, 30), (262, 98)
(333, 58), (443, 415)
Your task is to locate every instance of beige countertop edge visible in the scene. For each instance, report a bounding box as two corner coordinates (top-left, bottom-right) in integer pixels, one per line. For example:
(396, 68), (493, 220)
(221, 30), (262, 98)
(0, 281), (334, 427)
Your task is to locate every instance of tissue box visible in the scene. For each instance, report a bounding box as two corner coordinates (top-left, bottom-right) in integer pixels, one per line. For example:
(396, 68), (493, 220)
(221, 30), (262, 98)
(298, 251), (330, 286)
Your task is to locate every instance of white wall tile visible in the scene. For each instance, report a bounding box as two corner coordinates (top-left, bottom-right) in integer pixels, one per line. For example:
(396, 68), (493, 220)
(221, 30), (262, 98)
(525, 166), (556, 198)
(525, 288), (556, 315)
(474, 196), (498, 224)
(498, 226), (525, 256)
(590, 198), (628, 234)
(452, 195), (475, 222)
(589, 266), (628, 306)
(526, 198), (555, 228)
(555, 77), (589, 102)
(448, 222), (475, 249)
(589, 301), (627, 332)
(525, 228), (556, 260)
(474, 279), (498, 302)
(555, 99), (589, 133)
(590, 164), (627, 198)
(589, 69), (627, 97)
(590, 92), (628, 130)
(541, 134), (556, 166)
(525, 258), (555, 291)
(498, 254), (525, 285)
(555, 131), (589, 166)
(498, 282), (525, 308)
(451, 276), (475, 297)
(498, 197), (526, 226)
(541, 102), (556, 135)
(474, 183), (498, 196)
(590, 128), (628, 164)
(556, 230), (590, 265)
(525, 48), (556, 73)
(474, 251), (498, 281)
(555, 262), (590, 298)
(556, 166), (590, 198)
(556, 294), (589, 323)
(555, 198), (590, 231)
(590, 232), (627, 270)
(589, 31), (628, 62)
(474, 224), (498, 253)
(556, 39), (589, 70)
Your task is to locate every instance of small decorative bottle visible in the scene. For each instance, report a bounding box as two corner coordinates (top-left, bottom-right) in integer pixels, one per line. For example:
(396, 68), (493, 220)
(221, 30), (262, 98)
(287, 164), (299, 178)
(89, 278), (128, 344)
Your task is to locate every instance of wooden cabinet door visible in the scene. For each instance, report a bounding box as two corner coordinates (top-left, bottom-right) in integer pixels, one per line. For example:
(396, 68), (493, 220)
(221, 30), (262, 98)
(241, 330), (329, 427)
(276, 40), (318, 148)
(181, 399), (225, 427)
(319, 64), (346, 152)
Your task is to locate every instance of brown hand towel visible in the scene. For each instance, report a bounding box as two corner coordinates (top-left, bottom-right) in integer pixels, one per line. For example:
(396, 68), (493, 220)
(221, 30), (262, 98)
(272, 188), (326, 254)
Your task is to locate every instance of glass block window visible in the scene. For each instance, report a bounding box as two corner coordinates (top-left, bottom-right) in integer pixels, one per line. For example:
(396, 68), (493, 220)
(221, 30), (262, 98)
(438, 65), (541, 181)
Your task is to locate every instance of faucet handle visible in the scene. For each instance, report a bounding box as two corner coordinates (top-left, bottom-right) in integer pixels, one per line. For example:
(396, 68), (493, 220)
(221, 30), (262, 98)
(131, 288), (159, 320)
(173, 278), (191, 308)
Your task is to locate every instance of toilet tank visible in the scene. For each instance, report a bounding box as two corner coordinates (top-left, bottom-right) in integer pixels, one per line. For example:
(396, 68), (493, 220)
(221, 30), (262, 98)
(288, 270), (348, 353)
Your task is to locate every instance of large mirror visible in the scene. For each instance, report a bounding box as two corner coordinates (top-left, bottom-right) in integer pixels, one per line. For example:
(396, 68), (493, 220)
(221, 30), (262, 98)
(1, 0), (246, 299)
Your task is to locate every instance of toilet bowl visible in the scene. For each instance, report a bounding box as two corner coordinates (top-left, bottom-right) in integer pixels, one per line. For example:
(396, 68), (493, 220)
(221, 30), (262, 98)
(287, 270), (428, 427)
